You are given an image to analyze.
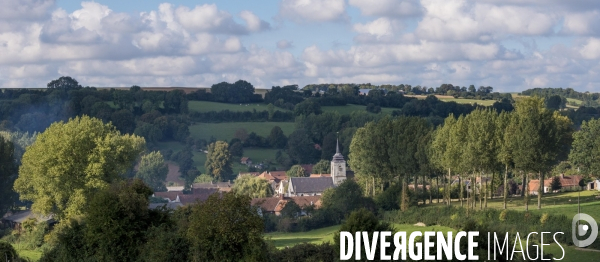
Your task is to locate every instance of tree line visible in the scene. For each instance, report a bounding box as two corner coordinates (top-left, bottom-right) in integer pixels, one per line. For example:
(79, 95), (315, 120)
(347, 96), (600, 214)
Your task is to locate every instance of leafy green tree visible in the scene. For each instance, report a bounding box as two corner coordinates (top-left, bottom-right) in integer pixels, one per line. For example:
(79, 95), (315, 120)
(293, 99), (322, 116)
(0, 241), (20, 261)
(229, 141), (244, 157)
(349, 116), (430, 210)
(497, 111), (515, 209)
(186, 192), (267, 261)
(41, 179), (170, 262)
(164, 90), (188, 114)
(267, 103), (275, 120)
(14, 116), (146, 220)
(280, 200), (301, 218)
(334, 208), (394, 262)
(110, 109), (135, 134)
(0, 136), (17, 215)
(510, 97), (572, 210)
(321, 180), (375, 223)
(205, 141), (233, 181)
(569, 118), (600, 175)
(135, 151), (168, 192)
(194, 173), (214, 183)
(47, 76), (81, 90)
(312, 159), (331, 174)
(83, 179), (160, 261)
(268, 126), (287, 149)
(286, 129), (319, 164)
(286, 165), (306, 177)
(550, 176), (562, 191)
(232, 175), (273, 198)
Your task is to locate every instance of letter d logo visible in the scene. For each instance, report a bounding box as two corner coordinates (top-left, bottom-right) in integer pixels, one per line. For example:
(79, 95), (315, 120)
(572, 213), (598, 248)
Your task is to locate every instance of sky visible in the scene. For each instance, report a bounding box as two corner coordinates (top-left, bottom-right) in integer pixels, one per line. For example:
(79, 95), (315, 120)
(1, 0), (600, 92)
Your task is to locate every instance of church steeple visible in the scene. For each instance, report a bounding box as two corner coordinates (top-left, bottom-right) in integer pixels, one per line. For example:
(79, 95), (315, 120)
(332, 139), (344, 161)
(331, 137), (346, 186)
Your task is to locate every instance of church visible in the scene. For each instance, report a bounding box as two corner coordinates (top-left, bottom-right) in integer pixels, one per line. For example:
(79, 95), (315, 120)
(286, 140), (349, 197)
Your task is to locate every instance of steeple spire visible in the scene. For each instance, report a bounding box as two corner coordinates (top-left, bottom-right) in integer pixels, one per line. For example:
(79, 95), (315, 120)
(336, 139), (340, 154)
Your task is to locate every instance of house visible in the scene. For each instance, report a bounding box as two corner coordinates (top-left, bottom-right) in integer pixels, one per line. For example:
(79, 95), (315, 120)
(192, 181), (234, 192)
(557, 174), (583, 191)
(588, 179), (600, 191)
(287, 177), (334, 196)
(251, 195), (321, 216)
(528, 174), (583, 195)
(152, 188), (220, 208)
(528, 179), (552, 195)
(450, 176), (491, 193)
(1, 210), (55, 231)
(240, 157), (252, 165)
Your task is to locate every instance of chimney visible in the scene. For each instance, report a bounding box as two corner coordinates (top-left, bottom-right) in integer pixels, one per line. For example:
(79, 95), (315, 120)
(561, 174), (565, 179)
(279, 194), (284, 200)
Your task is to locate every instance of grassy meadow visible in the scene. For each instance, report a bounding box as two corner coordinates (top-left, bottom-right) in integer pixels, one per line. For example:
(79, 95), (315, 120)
(188, 122), (295, 142)
(406, 95), (497, 106)
(265, 224), (456, 249)
(425, 191), (600, 219)
(188, 101), (290, 113)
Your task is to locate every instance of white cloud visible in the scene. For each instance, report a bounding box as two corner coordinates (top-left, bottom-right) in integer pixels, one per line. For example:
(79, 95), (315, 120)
(277, 40), (294, 49)
(349, 0), (422, 17)
(580, 38), (600, 59)
(278, 0), (346, 23)
(562, 11), (600, 36)
(415, 0), (558, 41)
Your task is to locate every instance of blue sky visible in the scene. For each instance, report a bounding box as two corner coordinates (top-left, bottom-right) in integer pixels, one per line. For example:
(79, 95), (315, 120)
(2, 0), (600, 92)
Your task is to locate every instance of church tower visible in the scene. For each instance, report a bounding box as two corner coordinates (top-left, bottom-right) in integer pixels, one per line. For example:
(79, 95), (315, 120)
(331, 139), (346, 186)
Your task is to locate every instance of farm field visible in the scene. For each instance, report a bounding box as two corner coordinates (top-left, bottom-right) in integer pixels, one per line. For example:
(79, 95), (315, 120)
(188, 101), (290, 113)
(406, 95), (497, 106)
(188, 122), (295, 142)
(321, 104), (396, 115)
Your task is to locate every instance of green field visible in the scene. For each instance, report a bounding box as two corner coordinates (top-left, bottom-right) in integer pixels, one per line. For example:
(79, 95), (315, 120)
(544, 244), (600, 262)
(265, 223), (456, 249)
(188, 101), (290, 113)
(188, 122), (295, 142)
(321, 104), (396, 115)
(427, 191), (600, 219)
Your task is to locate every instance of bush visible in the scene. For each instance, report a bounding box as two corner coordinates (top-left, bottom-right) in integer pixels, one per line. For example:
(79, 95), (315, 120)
(0, 241), (20, 261)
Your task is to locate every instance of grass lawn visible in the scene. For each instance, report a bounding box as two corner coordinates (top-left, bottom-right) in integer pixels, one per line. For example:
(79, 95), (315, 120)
(426, 190), (600, 219)
(266, 225), (341, 248)
(188, 101), (290, 113)
(188, 122), (295, 142)
(544, 243), (600, 262)
(321, 104), (396, 115)
(11, 244), (42, 261)
(265, 224), (456, 249)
